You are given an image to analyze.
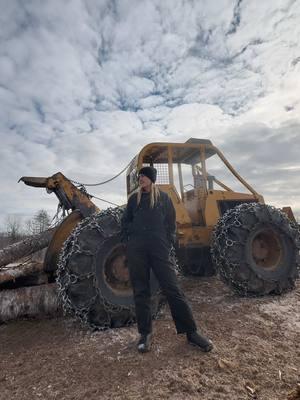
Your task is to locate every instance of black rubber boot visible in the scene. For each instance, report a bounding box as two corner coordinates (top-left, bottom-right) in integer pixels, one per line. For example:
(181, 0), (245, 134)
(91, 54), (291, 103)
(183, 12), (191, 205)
(186, 331), (213, 352)
(137, 333), (152, 353)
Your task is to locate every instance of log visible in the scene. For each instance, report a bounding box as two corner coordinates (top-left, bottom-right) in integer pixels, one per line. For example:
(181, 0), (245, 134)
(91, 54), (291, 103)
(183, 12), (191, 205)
(0, 229), (54, 267)
(0, 261), (44, 285)
(0, 248), (48, 287)
(0, 283), (62, 322)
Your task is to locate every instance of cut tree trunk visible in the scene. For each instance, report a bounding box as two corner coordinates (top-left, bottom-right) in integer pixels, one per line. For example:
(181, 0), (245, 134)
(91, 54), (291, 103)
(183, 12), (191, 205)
(0, 283), (61, 322)
(0, 229), (54, 268)
(0, 261), (45, 285)
(0, 264), (50, 289)
(0, 248), (48, 288)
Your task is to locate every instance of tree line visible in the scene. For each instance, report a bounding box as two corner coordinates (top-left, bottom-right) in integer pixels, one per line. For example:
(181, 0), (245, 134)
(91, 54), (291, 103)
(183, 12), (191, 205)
(0, 209), (51, 248)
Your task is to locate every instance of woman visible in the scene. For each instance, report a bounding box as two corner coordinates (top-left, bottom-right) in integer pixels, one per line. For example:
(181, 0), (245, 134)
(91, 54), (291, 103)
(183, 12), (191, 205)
(121, 166), (213, 353)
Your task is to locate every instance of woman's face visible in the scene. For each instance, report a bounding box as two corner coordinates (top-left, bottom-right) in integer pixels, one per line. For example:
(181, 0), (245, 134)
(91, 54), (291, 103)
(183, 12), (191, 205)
(138, 174), (152, 190)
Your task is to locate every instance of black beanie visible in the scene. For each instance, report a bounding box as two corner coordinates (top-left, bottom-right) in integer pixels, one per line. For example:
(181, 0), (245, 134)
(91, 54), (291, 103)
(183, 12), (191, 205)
(138, 166), (157, 183)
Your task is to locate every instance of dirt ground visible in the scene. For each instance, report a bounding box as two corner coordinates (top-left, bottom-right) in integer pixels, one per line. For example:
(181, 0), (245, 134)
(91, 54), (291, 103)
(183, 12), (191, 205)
(0, 276), (299, 400)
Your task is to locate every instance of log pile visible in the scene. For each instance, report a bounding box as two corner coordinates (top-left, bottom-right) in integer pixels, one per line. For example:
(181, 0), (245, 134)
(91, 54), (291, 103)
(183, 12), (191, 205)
(0, 229), (62, 323)
(0, 228), (54, 267)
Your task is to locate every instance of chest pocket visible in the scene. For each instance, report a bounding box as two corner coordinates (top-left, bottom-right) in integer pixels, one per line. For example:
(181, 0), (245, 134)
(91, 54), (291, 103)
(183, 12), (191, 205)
(132, 199), (166, 234)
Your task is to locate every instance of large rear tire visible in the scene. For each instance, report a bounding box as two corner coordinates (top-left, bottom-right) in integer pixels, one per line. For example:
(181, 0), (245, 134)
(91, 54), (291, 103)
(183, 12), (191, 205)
(211, 203), (300, 295)
(56, 208), (162, 329)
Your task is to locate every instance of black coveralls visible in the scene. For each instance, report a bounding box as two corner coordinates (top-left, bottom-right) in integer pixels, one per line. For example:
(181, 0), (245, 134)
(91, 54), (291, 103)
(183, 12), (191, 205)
(121, 190), (197, 336)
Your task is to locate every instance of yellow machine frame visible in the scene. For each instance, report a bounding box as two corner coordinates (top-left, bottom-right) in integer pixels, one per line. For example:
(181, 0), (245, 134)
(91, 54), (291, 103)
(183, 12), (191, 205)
(127, 138), (264, 248)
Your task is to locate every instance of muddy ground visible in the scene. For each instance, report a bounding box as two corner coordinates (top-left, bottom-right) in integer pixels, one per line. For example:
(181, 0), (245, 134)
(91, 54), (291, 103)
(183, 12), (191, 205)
(0, 276), (299, 400)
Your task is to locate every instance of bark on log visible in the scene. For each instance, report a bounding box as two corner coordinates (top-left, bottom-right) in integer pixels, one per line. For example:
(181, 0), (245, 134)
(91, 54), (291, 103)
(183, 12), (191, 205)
(0, 283), (61, 322)
(0, 229), (54, 267)
(0, 261), (44, 285)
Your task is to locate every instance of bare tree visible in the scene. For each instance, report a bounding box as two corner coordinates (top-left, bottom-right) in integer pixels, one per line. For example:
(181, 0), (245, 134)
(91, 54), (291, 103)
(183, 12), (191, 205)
(26, 209), (51, 235)
(5, 215), (23, 243)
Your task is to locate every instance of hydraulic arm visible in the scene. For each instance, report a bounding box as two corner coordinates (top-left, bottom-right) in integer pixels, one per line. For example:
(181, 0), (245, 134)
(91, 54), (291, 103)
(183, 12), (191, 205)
(19, 172), (99, 218)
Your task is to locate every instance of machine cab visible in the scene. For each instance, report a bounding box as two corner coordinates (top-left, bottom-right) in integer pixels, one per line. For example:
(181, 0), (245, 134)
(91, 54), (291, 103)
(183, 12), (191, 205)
(126, 138), (263, 235)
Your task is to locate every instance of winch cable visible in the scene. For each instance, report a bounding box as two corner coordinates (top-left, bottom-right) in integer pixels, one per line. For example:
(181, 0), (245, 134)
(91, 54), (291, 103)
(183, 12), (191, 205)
(87, 194), (120, 207)
(70, 160), (133, 207)
(70, 160), (132, 187)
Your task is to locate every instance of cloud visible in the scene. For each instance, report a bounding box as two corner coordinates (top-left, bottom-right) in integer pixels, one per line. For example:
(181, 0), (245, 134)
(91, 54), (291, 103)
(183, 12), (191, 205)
(215, 121), (300, 213)
(0, 0), (300, 230)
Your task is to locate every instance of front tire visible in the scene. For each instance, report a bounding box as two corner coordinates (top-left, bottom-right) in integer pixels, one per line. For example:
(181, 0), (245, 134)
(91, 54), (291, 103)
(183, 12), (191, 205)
(56, 208), (161, 329)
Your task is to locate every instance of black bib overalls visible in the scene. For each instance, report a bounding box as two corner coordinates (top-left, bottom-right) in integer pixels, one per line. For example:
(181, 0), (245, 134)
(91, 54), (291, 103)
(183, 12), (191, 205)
(121, 190), (197, 335)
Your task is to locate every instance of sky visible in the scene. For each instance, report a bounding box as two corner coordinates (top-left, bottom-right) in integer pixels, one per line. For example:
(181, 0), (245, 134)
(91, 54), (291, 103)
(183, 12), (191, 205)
(0, 0), (300, 231)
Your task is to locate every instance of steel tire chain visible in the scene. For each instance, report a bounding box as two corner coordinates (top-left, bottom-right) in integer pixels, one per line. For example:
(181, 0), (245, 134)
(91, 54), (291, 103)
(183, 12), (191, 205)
(210, 202), (300, 296)
(56, 207), (136, 330)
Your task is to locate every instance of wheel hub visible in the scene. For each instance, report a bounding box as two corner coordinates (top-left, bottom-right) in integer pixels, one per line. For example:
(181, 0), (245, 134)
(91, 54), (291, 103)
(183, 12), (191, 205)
(252, 229), (282, 270)
(104, 244), (132, 294)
